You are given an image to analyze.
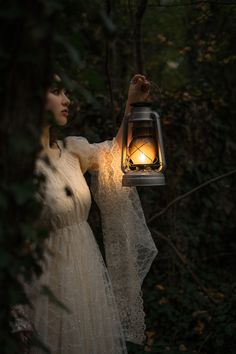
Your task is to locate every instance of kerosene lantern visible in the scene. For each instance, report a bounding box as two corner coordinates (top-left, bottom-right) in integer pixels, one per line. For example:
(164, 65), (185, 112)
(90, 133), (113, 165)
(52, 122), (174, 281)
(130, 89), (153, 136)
(121, 102), (166, 186)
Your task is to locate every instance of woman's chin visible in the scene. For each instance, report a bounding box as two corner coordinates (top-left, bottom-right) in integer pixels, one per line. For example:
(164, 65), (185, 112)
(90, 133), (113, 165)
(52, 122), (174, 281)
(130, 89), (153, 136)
(57, 117), (68, 126)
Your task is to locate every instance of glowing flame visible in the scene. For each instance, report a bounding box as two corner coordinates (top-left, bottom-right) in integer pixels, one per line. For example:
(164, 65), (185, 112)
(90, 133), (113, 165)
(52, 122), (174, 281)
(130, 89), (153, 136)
(140, 153), (146, 163)
(129, 138), (156, 165)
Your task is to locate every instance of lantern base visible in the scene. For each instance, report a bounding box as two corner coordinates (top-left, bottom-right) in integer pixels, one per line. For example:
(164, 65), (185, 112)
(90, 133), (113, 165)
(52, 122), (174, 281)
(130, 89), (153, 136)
(122, 172), (166, 187)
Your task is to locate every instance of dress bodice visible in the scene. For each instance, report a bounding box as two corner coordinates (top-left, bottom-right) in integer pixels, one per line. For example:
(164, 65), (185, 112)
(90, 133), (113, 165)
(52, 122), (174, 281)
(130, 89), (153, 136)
(36, 144), (91, 230)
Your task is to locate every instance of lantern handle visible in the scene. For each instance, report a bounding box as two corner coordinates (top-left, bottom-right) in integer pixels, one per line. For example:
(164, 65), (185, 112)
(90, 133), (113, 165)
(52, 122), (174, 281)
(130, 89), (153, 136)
(151, 111), (167, 171)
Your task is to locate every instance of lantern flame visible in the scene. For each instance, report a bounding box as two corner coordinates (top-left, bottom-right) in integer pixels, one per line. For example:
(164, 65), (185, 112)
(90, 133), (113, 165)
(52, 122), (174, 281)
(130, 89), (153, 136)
(129, 137), (156, 165)
(140, 153), (146, 163)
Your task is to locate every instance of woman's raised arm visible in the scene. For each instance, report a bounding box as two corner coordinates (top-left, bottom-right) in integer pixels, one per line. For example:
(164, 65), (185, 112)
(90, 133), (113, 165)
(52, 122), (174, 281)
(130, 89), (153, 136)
(116, 74), (151, 150)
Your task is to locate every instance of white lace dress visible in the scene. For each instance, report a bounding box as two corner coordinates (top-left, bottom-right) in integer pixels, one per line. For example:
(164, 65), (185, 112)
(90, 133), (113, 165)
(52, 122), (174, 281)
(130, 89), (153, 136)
(16, 137), (158, 354)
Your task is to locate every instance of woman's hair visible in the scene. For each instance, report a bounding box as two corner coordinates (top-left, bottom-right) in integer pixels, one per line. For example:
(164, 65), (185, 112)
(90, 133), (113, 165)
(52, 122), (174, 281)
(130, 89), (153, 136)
(47, 74), (70, 148)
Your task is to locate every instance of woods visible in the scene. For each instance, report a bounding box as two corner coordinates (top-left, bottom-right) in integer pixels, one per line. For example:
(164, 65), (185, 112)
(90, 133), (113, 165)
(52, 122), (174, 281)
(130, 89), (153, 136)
(0, 0), (235, 353)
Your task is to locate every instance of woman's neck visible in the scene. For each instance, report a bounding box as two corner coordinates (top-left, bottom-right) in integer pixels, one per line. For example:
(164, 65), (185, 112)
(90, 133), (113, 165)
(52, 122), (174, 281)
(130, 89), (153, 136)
(40, 125), (61, 160)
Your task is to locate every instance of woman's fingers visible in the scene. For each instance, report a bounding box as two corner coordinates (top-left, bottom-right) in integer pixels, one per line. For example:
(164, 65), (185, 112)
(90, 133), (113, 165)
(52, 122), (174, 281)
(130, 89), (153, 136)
(132, 76), (150, 90)
(131, 74), (146, 85)
(141, 80), (150, 92)
(127, 74), (151, 103)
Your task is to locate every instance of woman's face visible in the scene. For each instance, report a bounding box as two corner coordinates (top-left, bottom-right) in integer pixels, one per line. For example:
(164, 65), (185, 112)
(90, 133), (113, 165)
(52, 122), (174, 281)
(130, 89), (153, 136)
(45, 75), (70, 126)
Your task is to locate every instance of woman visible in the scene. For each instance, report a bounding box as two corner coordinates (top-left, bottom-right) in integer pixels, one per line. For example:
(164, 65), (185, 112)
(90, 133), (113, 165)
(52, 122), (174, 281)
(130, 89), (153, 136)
(13, 74), (158, 354)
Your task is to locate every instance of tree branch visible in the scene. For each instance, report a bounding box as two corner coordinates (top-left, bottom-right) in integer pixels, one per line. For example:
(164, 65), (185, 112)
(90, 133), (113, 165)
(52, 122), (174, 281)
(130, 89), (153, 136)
(133, 0), (149, 74)
(104, 0), (115, 133)
(148, 169), (236, 223)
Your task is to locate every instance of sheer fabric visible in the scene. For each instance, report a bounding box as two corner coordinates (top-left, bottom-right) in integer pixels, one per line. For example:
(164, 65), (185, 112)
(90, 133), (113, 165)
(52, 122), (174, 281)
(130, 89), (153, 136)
(13, 136), (157, 353)
(25, 140), (127, 354)
(67, 137), (158, 344)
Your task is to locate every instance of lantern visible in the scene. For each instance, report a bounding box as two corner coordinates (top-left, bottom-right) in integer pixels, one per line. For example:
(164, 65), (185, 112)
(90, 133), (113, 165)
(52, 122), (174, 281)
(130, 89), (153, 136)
(121, 102), (166, 186)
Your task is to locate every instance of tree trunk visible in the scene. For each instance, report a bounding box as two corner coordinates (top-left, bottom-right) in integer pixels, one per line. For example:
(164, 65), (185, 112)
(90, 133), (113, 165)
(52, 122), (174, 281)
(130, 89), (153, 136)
(134, 0), (148, 74)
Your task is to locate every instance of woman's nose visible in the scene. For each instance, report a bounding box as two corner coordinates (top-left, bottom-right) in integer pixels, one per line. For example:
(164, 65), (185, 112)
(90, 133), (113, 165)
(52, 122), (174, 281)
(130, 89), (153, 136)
(62, 92), (70, 106)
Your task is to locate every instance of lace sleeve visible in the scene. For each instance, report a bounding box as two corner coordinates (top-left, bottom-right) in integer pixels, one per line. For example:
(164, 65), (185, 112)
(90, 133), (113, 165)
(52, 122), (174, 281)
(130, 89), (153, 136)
(90, 138), (158, 345)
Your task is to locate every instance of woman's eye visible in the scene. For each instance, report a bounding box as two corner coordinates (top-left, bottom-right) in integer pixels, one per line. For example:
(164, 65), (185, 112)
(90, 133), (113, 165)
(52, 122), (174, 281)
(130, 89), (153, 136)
(51, 88), (60, 95)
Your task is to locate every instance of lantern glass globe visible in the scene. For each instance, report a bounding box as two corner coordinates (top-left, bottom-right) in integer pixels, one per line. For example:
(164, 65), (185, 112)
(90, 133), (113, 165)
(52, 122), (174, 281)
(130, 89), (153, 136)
(129, 137), (156, 165)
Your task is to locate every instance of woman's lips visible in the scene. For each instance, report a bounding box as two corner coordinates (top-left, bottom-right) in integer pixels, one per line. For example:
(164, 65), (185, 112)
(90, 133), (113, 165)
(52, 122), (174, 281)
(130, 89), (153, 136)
(61, 110), (69, 117)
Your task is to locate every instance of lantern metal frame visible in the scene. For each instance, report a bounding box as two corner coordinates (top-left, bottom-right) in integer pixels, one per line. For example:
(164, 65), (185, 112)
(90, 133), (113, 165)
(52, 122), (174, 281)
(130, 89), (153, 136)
(121, 102), (166, 187)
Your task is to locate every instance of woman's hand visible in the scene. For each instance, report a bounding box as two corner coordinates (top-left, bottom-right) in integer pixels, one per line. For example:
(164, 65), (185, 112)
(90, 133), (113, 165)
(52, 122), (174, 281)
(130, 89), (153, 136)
(116, 74), (151, 149)
(126, 74), (151, 113)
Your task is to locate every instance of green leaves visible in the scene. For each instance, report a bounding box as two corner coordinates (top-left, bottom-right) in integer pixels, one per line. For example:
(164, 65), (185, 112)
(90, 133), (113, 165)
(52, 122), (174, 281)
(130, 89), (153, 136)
(10, 181), (38, 206)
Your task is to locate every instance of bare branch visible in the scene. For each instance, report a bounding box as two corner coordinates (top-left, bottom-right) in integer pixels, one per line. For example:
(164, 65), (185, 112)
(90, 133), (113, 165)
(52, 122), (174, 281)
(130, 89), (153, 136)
(148, 169), (236, 223)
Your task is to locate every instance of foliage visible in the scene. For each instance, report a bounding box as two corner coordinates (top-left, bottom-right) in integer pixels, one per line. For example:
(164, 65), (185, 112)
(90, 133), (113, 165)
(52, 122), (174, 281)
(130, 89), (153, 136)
(0, 1), (58, 352)
(0, 0), (235, 353)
